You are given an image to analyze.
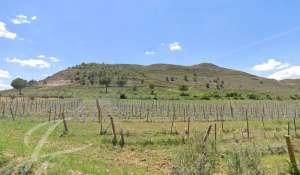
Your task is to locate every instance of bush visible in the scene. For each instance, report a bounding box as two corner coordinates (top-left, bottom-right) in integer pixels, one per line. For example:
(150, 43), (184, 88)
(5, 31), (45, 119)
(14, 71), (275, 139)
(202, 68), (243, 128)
(120, 93), (127, 99)
(172, 135), (218, 175)
(247, 93), (261, 100)
(226, 145), (268, 175)
(180, 92), (189, 96)
(290, 94), (300, 100)
(266, 94), (272, 100)
(225, 92), (242, 99)
(200, 91), (221, 100)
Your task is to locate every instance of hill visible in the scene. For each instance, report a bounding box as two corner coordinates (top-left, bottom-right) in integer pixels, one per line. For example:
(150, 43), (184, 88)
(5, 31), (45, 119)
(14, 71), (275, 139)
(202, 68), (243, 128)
(2, 63), (300, 99)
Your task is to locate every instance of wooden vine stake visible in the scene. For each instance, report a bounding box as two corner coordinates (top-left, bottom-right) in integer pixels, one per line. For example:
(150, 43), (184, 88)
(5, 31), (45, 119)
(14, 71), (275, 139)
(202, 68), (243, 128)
(285, 135), (299, 175)
(203, 125), (212, 143)
(119, 129), (125, 148)
(288, 122), (290, 136)
(187, 116), (191, 137)
(96, 99), (104, 135)
(214, 123), (217, 151)
(294, 111), (297, 136)
(110, 115), (117, 146)
(61, 109), (69, 134)
(245, 109), (250, 140)
(48, 108), (52, 122)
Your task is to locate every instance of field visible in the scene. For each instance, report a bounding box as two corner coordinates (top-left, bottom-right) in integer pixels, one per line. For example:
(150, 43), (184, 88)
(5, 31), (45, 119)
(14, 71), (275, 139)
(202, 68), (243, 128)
(0, 97), (300, 174)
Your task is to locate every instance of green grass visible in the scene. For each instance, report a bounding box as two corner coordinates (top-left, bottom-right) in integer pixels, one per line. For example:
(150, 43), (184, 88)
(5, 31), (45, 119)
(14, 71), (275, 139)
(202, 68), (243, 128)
(0, 116), (299, 174)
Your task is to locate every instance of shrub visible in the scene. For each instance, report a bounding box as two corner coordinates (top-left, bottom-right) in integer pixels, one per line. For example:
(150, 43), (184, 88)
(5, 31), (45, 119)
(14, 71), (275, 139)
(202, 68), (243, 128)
(247, 93), (261, 100)
(266, 94), (272, 100)
(172, 135), (218, 175)
(226, 145), (268, 175)
(120, 93), (127, 99)
(225, 92), (243, 99)
(180, 92), (189, 96)
(132, 85), (137, 91)
(290, 94), (300, 100)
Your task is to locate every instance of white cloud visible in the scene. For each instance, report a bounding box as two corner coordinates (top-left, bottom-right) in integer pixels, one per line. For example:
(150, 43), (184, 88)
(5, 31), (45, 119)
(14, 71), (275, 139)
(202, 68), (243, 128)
(6, 58), (51, 68)
(0, 81), (11, 90)
(0, 70), (11, 90)
(268, 66), (300, 80)
(253, 59), (289, 71)
(11, 14), (37, 24)
(0, 21), (17, 40)
(169, 42), (182, 51)
(49, 57), (59, 63)
(31, 16), (37, 21)
(145, 51), (156, 56)
(38, 55), (46, 58)
(0, 69), (10, 79)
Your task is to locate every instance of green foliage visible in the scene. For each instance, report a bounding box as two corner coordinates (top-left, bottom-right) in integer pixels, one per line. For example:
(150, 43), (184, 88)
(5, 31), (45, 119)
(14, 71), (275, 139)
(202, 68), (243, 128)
(225, 92), (243, 100)
(247, 93), (261, 100)
(27, 79), (38, 86)
(11, 78), (27, 95)
(120, 93), (127, 99)
(172, 135), (218, 175)
(149, 84), (155, 89)
(206, 83), (210, 89)
(200, 91), (221, 100)
(266, 94), (273, 100)
(290, 94), (300, 100)
(226, 145), (268, 175)
(178, 85), (189, 92)
(132, 85), (138, 91)
(116, 77), (128, 87)
(184, 75), (188, 81)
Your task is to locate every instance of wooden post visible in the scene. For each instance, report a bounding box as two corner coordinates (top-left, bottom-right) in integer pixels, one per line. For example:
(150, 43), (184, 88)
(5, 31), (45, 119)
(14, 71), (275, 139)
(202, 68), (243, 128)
(214, 123), (217, 151)
(187, 116), (190, 137)
(203, 125), (212, 143)
(171, 107), (176, 134)
(246, 110), (250, 139)
(221, 118), (224, 132)
(119, 129), (125, 148)
(294, 117), (297, 136)
(261, 114), (266, 138)
(96, 99), (104, 135)
(285, 135), (299, 175)
(48, 108), (52, 122)
(61, 110), (69, 134)
(288, 122), (290, 136)
(110, 116), (117, 146)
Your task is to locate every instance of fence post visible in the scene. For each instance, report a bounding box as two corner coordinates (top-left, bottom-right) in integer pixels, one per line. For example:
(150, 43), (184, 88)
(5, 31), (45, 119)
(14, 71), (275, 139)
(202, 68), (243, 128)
(285, 135), (299, 175)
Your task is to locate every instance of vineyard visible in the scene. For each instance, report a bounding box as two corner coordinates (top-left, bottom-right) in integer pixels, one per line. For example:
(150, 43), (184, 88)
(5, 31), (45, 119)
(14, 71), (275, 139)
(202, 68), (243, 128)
(0, 97), (300, 174)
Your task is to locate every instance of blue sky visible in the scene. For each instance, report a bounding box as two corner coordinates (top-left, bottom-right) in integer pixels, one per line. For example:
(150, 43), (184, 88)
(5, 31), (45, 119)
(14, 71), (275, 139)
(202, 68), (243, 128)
(1, 0), (300, 89)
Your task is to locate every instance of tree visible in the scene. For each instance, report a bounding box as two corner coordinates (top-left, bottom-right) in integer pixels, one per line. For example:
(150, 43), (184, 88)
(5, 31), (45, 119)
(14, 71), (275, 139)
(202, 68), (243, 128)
(99, 76), (112, 93)
(116, 76), (128, 87)
(28, 80), (38, 86)
(149, 84), (155, 95)
(11, 78), (27, 95)
(206, 83), (210, 89)
(184, 75), (189, 81)
(178, 85), (189, 96)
